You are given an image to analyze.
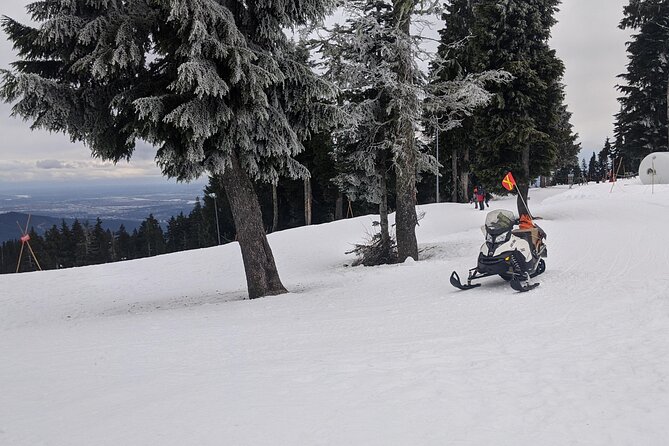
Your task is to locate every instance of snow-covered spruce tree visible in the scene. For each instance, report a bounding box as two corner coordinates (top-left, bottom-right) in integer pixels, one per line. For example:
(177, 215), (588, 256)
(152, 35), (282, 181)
(319, 0), (508, 262)
(615, 0), (669, 170)
(1, 0), (336, 299)
(320, 1), (398, 262)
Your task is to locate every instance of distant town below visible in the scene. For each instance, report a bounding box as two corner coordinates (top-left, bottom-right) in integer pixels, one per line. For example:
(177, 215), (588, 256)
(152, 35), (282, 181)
(0, 181), (207, 242)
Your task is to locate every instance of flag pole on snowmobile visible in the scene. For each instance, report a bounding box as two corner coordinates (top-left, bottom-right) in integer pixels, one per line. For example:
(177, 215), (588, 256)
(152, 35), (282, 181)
(502, 172), (533, 219)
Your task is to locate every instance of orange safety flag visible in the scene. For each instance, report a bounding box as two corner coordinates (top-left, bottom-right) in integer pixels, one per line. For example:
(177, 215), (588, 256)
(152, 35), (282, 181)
(20, 234), (30, 243)
(502, 172), (516, 191)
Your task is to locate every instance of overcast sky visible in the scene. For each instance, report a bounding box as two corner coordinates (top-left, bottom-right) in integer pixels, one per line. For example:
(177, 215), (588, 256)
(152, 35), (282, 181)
(0, 0), (631, 184)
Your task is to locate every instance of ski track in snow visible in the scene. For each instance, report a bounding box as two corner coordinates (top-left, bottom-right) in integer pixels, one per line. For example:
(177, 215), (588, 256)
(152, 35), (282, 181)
(2, 179), (669, 445)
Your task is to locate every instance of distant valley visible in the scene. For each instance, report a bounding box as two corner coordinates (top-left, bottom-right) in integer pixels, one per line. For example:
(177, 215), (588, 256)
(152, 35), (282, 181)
(0, 181), (206, 243)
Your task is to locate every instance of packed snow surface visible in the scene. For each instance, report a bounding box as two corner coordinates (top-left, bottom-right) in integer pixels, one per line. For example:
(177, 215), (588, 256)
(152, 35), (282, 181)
(2, 179), (669, 445)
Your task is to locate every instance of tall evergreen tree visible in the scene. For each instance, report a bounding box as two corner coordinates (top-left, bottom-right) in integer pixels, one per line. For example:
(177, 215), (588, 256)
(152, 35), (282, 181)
(588, 152), (598, 181)
(43, 224), (62, 269)
(59, 220), (75, 268)
(87, 218), (111, 264)
(461, 0), (566, 216)
(115, 224), (133, 261)
(166, 213), (191, 253)
(598, 137), (612, 180)
(71, 219), (88, 267)
(187, 197), (213, 249)
(136, 214), (166, 258)
(615, 0), (669, 169)
(1, 0), (337, 299)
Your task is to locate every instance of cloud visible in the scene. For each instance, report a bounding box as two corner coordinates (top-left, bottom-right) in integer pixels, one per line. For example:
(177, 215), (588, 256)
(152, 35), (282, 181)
(35, 159), (76, 169)
(550, 0), (630, 156)
(0, 158), (165, 183)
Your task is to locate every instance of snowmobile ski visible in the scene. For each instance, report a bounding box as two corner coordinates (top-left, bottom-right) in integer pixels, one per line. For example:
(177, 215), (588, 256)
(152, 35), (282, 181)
(449, 271), (481, 291)
(509, 276), (540, 293)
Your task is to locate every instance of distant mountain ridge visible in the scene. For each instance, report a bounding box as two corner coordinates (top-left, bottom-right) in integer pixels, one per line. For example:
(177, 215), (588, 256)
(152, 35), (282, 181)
(0, 212), (141, 243)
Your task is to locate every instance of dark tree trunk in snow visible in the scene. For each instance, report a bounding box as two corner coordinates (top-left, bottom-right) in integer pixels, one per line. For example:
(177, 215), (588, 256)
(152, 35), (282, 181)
(395, 140), (418, 262)
(304, 177), (312, 226)
(335, 193), (343, 220)
(379, 167), (391, 253)
(393, 0), (419, 262)
(271, 184), (278, 233)
(460, 147), (470, 203)
(220, 152), (287, 299)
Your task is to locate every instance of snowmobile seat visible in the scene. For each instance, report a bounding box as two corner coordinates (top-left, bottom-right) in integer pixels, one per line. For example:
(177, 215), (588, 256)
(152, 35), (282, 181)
(512, 228), (542, 253)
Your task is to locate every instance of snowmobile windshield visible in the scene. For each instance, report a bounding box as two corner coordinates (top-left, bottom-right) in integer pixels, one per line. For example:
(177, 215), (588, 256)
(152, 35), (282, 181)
(484, 210), (516, 235)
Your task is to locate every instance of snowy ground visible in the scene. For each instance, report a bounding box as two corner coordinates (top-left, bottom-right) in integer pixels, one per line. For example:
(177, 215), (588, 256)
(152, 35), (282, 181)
(2, 179), (669, 445)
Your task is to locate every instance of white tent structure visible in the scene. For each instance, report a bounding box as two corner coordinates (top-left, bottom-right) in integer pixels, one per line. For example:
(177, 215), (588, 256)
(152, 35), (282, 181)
(639, 152), (669, 185)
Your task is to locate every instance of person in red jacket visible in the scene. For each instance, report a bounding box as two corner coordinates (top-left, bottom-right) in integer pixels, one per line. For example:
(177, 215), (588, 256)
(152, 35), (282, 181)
(476, 186), (485, 210)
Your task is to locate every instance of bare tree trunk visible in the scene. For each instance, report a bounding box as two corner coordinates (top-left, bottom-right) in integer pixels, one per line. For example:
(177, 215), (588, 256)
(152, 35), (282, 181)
(271, 184), (278, 232)
(451, 148), (458, 202)
(379, 168), (390, 252)
(220, 152), (287, 299)
(459, 147), (470, 203)
(517, 145), (531, 217)
(335, 193), (343, 220)
(304, 177), (312, 226)
(395, 154), (418, 261)
(393, 0), (419, 262)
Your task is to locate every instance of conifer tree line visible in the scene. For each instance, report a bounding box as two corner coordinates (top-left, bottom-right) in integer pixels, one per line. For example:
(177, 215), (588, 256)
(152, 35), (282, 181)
(614, 0), (669, 172)
(1, 0), (581, 297)
(1, 213), (179, 274)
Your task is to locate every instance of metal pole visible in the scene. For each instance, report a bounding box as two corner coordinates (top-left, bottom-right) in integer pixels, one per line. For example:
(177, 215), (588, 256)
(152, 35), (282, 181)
(610, 157), (624, 193)
(652, 156), (656, 195)
(214, 198), (221, 245)
(435, 127), (440, 203)
(209, 193), (221, 245)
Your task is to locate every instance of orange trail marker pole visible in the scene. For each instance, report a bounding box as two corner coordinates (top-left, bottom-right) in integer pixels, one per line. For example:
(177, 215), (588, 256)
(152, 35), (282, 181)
(15, 214), (42, 273)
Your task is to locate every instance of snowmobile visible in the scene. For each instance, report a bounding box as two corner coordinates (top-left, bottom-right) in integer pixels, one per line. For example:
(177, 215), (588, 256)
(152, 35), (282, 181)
(450, 209), (547, 293)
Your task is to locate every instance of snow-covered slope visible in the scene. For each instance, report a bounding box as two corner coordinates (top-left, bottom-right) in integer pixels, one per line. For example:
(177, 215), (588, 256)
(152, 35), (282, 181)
(2, 179), (669, 445)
